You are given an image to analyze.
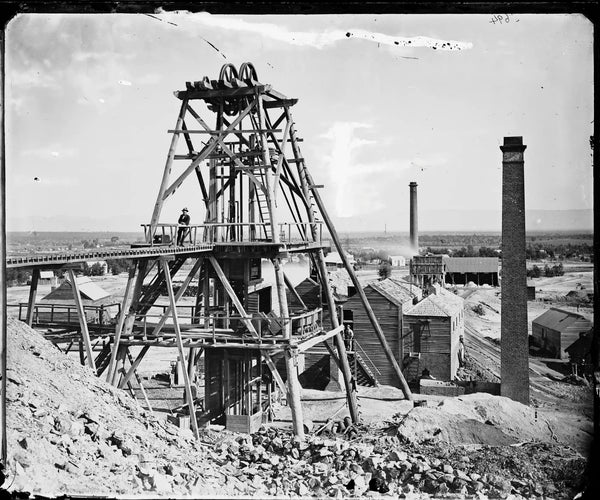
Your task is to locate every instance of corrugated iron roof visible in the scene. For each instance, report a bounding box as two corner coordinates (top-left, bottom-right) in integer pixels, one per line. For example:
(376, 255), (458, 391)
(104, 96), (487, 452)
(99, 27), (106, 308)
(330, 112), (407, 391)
(532, 307), (592, 332)
(39, 271), (54, 279)
(368, 278), (422, 306)
(444, 257), (499, 273)
(42, 276), (111, 302)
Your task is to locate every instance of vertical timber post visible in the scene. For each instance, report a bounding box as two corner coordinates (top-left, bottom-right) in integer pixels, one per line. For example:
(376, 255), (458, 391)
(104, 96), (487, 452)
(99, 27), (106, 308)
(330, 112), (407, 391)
(313, 250), (360, 422)
(68, 269), (96, 373)
(107, 264), (137, 384)
(500, 136), (529, 405)
(288, 112), (359, 417)
(256, 94), (305, 438)
(26, 268), (40, 326)
(162, 258), (200, 439)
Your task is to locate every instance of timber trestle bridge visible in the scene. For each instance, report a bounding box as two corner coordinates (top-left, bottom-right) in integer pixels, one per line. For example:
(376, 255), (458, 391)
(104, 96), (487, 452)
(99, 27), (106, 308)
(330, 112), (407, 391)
(7, 63), (412, 440)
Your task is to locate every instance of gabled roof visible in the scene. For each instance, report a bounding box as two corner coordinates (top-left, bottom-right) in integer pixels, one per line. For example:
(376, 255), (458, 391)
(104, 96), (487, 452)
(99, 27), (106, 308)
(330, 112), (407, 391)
(405, 288), (464, 318)
(533, 307), (592, 332)
(42, 276), (111, 302)
(444, 257), (499, 273)
(368, 278), (422, 306)
(295, 277), (319, 289)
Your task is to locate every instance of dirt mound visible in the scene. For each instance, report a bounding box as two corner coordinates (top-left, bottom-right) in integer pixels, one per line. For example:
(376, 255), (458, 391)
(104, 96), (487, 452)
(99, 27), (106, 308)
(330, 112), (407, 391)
(4, 318), (223, 497)
(394, 394), (551, 446)
(395, 407), (517, 446)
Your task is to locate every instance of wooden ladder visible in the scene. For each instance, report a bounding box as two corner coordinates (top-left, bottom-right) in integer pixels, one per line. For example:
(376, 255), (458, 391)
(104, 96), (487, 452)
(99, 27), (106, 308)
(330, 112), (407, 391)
(255, 187), (272, 240)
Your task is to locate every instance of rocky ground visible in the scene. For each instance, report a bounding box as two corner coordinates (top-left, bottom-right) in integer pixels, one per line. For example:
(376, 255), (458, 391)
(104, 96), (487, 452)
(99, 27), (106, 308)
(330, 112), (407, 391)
(3, 317), (595, 498)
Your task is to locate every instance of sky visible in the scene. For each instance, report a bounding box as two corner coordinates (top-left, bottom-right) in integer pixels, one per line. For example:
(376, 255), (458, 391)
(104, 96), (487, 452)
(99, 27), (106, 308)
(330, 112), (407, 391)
(5, 12), (594, 233)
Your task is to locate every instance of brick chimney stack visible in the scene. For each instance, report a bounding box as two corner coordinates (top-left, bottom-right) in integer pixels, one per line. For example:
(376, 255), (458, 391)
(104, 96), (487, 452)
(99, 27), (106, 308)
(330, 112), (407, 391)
(409, 182), (418, 253)
(500, 136), (529, 405)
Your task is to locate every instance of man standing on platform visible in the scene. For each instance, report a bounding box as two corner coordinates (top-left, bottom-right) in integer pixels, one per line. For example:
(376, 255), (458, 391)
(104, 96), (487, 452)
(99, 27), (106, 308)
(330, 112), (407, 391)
(177, 207), (190, 246)
(344, 324), (354, 352)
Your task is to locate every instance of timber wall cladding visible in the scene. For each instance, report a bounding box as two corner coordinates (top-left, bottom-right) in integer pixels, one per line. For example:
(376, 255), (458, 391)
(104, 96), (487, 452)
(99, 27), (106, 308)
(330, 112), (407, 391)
(347, 287), (400, 386)
(402, 315), (454, 381)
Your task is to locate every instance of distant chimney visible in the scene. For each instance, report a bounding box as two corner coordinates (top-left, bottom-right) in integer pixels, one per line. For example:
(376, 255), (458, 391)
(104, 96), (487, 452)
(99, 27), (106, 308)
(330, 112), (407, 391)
(500, 136), (529, 405)
(409, 182), (418, 252)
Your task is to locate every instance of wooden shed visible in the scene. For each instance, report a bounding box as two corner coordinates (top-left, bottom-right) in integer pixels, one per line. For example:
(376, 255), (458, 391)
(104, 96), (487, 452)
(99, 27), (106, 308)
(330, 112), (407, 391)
(35, 276), (118, 324)
(342, 278), (422, 386)
(443, 257), (499, 286)
(401, 286), (465, 383)
(531, 307), (593, 359)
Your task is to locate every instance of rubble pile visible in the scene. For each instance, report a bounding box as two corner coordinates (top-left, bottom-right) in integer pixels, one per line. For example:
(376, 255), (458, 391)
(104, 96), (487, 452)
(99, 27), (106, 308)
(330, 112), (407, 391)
(4, 318), (590, 498)
(209, 427), (586, 498)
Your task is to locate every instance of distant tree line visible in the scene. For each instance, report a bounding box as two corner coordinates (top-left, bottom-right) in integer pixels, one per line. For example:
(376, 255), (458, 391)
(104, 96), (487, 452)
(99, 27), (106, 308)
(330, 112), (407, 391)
(6, 269), (31, 286)
(526, 263), (564, 278)
(526, 243), (593, 261)
(425, 245), (499, 258)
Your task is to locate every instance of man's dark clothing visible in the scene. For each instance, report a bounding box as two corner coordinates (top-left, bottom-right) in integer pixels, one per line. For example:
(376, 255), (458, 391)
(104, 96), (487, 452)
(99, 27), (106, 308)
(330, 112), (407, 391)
(177, 212), (190, 245)
(344, 326), (354, 352)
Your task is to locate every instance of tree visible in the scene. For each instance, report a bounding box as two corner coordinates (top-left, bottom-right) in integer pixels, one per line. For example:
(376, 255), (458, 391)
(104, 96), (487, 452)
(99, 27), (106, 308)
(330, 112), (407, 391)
(6, 269), (31, 286)
(378, 262), (392, 280)
(478, 246), (498, 257)
(527, 265), (541, 278)
(107, 259), (133, 275)
(552, 263), (564, 276)
(83, 262), (105, 276)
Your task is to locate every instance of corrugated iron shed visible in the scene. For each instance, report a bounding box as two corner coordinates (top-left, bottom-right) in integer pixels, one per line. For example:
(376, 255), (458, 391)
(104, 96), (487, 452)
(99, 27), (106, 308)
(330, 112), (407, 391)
(443, 257), (499, 273)
(533, 307), (592, 332)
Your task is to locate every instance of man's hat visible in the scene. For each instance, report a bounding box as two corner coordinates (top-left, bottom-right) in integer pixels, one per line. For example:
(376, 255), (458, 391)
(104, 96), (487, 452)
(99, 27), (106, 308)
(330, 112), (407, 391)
(182, 207), (188, 212)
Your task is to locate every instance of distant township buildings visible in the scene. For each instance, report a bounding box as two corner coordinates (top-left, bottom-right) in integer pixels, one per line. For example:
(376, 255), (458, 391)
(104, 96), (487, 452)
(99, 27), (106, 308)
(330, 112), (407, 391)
(409, 255), (499, 288)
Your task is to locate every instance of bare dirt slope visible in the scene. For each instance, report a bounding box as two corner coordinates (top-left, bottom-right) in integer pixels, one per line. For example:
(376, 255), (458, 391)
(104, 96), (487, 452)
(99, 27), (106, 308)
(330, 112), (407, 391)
(5, 317), (224, 497)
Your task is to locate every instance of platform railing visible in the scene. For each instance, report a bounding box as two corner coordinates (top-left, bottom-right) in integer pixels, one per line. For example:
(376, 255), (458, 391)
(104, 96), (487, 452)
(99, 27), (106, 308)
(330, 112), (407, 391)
(10, 300), (323, 343)
(142, 221), (323, 246)
(131, 306), (322, 340)
(11, 303), (121, 326)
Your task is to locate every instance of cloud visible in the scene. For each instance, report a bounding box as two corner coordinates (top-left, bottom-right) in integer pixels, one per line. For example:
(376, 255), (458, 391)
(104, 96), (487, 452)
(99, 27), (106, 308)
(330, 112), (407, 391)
(157, 10), (473, 51)
(21, 147), (77, 160)
(118, 79), (132, 86)
(319, 122), (377, 216)
(8, 65), (60, 89)
(318, 123), (449, 218)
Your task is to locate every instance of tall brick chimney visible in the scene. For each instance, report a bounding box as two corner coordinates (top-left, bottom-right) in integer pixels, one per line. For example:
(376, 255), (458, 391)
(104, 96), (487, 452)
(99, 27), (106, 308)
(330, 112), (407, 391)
(409, 182), (418, 253)
(500, 136), (529, 405)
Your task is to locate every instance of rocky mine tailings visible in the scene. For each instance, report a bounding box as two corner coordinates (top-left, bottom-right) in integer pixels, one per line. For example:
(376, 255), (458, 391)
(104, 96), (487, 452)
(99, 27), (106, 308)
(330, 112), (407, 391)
(4, 318), (589, 498)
